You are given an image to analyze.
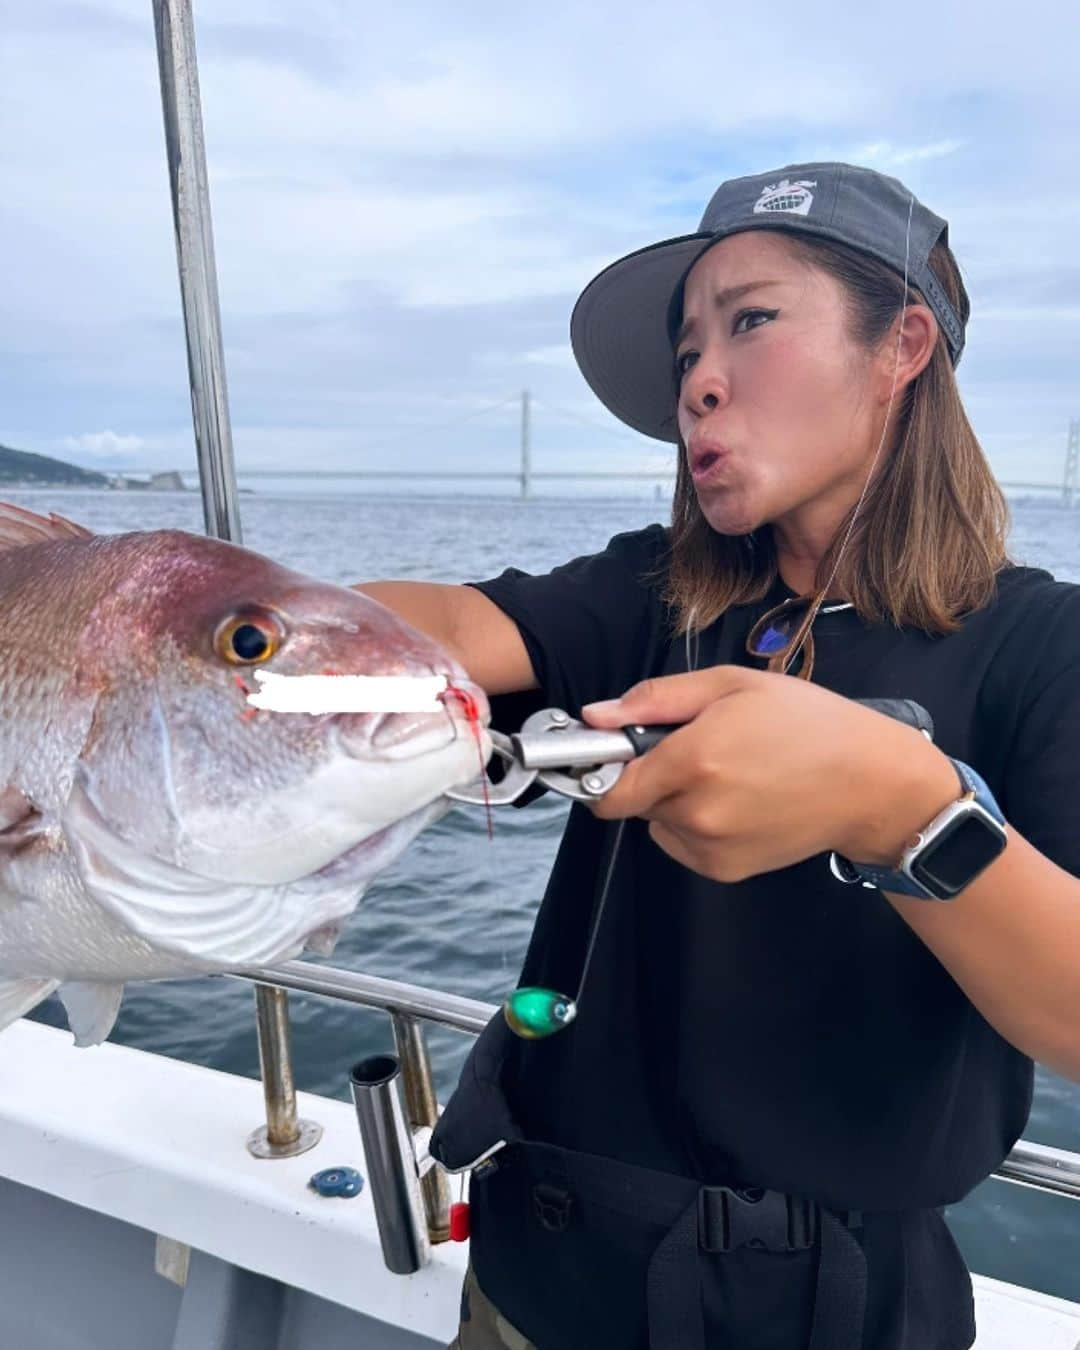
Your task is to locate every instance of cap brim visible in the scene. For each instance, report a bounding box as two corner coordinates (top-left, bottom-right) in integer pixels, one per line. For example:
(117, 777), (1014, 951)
(570, 232), (713, 444)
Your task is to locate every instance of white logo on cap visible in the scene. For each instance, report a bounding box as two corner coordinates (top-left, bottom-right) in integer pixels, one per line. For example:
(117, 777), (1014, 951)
(753, 179), (817, 216)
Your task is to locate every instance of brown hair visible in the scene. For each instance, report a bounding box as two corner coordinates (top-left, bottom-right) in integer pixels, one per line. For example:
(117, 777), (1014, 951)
(663, 233), (1012, 635)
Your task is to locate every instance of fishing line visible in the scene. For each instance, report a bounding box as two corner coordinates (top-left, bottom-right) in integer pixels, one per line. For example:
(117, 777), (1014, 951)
(555, 543), (698, 1030)
(440, 679), (517, 992)
(781, 191), (916, 674)
(503, 813), (628, 1038)
(440, 681), (494, 840)
(685, 603), (701, 674)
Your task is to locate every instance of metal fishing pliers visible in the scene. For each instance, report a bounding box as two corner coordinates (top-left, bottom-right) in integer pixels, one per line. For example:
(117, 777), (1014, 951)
(443, 698), (935, 807)
(444, 708), (676, 805)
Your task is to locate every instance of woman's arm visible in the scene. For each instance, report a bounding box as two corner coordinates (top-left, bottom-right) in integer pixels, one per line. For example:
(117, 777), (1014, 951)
(882, 832), (1080, 1082)
(582, 665), (1080, 1082)
(354, 581), (538, 696)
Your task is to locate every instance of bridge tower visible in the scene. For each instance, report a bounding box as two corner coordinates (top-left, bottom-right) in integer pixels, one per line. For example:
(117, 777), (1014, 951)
(1065, 419), (1080, 508)
(520, 390), (532, 500)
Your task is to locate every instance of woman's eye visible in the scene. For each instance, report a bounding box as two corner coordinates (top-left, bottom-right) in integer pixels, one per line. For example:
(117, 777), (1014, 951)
(733, 308), (777, 335)
(675, 350), (699, 378)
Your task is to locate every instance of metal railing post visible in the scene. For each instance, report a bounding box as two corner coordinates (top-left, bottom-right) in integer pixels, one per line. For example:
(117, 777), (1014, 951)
(151, 0), (317, 1158)
(246, 985), (322, 1158)
(392, 1012), (452, 1242)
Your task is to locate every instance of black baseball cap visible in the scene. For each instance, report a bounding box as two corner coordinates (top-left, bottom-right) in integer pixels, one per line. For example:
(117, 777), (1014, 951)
(570, 161), (965, 443)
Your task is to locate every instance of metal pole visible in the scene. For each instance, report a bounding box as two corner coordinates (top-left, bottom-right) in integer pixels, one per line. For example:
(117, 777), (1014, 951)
(247, 985), (321, 1158)
(392, 1013), (452, 1242)
(232, 960), (496, 1034)
(520, 390), (531, 500)
(995, 1139), (1080, 1201)
(151, 0), (317, 1158)
(151, 0), (242, 543)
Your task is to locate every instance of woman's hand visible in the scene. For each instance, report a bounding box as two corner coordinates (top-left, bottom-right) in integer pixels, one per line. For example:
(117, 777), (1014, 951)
(581, 666), (959, 883)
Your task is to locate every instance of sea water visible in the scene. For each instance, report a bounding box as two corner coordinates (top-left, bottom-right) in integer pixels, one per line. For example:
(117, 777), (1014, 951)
(15, 487), (1080, 1306)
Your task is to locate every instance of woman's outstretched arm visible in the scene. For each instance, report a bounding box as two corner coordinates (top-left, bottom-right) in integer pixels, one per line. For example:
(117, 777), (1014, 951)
(353, 581), (538, 696)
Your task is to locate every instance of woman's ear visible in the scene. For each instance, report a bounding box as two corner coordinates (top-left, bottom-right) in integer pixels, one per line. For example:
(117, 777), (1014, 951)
(875, 302), (938, 403)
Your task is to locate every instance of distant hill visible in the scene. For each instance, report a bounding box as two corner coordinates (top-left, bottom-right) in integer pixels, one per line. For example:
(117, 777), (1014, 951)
(0, 444), (110, 487)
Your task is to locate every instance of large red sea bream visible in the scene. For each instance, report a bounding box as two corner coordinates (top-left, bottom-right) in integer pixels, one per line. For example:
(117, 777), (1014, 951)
(0, 505), (489, 1045)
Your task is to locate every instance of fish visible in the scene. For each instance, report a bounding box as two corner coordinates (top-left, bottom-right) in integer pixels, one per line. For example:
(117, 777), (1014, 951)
(0, 503), (490, 1046)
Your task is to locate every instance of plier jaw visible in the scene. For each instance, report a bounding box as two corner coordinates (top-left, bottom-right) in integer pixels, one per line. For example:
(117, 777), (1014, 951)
(443, 728), (539, 806)
(444, 708), (630, 806)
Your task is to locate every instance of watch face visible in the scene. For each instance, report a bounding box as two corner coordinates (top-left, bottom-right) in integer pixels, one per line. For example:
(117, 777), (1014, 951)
(910, 812), (1006, 898)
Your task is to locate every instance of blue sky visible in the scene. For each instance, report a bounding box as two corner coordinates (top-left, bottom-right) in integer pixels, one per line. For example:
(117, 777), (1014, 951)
(1, 0), (1077, 488)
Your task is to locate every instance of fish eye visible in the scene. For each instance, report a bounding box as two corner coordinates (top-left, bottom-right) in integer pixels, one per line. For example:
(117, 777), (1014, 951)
(214, 610), (286, 666)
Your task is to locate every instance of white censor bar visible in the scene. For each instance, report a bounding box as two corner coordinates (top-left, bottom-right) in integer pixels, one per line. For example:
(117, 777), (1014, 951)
(247, 670), (450, 715)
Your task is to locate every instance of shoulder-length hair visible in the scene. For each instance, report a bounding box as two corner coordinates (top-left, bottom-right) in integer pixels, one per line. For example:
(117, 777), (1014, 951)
(662, 232), (1012, 636)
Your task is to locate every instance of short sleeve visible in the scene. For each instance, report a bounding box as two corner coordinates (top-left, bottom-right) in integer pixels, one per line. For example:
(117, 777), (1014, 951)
(998, 581), (1080, 877)
(467, 524), (671, 720)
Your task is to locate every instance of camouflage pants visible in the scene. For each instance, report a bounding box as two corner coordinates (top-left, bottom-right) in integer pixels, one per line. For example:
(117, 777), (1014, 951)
(448, 1266), (537, 1350)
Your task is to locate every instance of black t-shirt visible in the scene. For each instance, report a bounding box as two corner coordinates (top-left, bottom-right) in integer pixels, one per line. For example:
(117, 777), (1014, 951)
(467, 523), (1080, 1348)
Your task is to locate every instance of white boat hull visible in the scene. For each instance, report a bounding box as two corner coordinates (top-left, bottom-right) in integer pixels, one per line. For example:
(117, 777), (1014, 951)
(0, 1020), (1074, 1349)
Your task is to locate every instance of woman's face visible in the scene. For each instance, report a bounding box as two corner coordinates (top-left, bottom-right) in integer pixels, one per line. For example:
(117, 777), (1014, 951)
(675, 231), (885, 547)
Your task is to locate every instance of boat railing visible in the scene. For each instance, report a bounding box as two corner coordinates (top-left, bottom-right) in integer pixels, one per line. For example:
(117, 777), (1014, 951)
(234, 961), (1080, 1215)
(230, 961), (499, 1256)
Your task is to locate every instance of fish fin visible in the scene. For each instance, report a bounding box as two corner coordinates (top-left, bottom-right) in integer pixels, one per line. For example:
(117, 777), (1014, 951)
(57, 981), (124, 1047)
(303, 919), (345, 956)
(0, 976), (60, 1032)
(0, 502), (93, 553)
(0, 787), (44, 853)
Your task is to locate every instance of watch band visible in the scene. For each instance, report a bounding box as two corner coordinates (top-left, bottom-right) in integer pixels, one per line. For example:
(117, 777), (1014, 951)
(837, 758), (1006, 900)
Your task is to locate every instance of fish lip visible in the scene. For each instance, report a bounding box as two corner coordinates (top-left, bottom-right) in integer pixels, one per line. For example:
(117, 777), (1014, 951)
(340, 711), (472, 761)
(348, 678), (491, 761)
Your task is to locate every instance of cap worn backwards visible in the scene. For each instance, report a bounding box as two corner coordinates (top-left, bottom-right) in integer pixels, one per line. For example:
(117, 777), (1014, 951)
(569, 162), (965, 443)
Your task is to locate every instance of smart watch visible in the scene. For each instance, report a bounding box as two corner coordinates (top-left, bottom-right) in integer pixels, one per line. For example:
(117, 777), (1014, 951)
(830, 758), (1007, 901)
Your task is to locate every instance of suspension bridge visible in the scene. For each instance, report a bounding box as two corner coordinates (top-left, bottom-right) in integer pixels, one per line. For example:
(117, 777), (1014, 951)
(108, 399), (1080, 504)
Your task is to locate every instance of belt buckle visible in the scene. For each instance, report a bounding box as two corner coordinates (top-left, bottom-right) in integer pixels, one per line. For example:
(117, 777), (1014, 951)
(698, 1186), (818, 1254)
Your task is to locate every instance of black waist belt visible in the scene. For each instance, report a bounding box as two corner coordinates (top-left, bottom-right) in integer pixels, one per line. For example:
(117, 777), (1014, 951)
(478, 1139), (867, 1350)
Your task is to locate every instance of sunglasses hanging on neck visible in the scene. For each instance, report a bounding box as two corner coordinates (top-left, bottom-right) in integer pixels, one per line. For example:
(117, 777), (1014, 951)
(746, 594), (854, 680)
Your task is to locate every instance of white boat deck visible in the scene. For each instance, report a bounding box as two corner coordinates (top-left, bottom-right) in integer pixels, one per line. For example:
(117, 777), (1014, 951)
(0, 1019), (1076, 1348)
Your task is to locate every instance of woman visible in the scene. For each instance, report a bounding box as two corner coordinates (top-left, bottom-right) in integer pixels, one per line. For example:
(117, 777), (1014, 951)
(361, 162), (1080, 1349)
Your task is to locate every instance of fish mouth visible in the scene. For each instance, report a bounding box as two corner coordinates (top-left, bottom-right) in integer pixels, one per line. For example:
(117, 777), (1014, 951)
(339, 677), (491, 761)
(67, 676), (491, 907)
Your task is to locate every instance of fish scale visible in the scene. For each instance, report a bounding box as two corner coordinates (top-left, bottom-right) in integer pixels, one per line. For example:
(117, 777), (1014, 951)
(0, 504), (490, 1045)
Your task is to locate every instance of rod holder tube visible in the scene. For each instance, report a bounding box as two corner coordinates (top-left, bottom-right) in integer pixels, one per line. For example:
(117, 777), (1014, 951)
(350, 1054), (430, 1274)
(391, 1013), (451, 1243)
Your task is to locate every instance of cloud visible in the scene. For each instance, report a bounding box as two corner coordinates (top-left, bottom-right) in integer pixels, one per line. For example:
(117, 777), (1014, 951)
(979, 307), (1080, 322)
(1, 0), (1077, 493)
(848, 140), (967, 167)
(523, 346), (576, 368)
(61, 431), (146, 458)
